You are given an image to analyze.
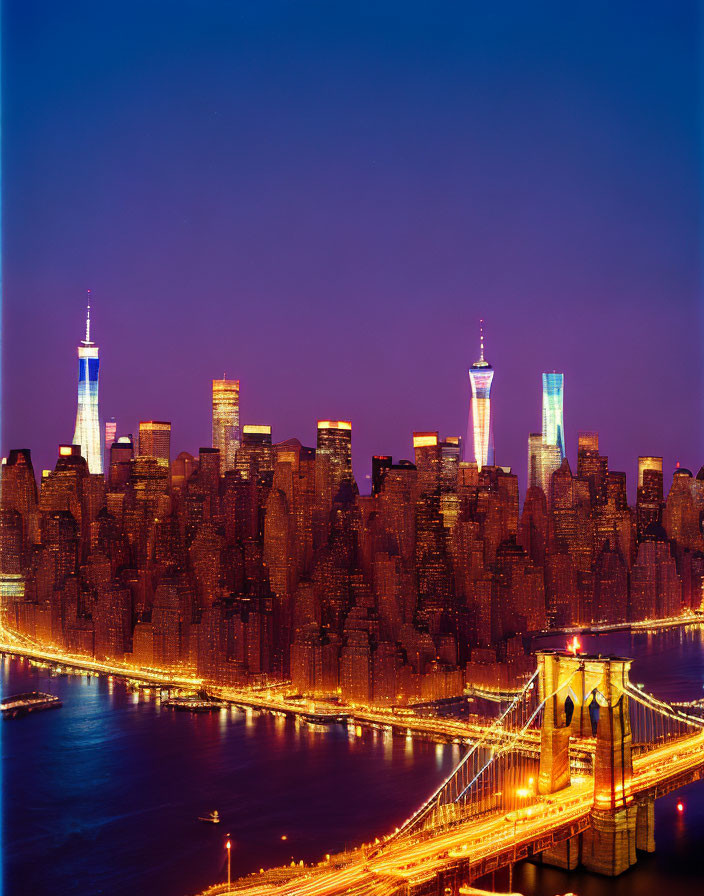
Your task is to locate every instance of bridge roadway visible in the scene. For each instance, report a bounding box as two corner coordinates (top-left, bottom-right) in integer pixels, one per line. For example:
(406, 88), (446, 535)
(199, 730), (704, 896)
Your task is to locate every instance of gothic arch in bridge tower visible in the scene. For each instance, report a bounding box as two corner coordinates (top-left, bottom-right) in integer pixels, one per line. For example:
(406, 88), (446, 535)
(564, 693), (575, 726)
(587, 689), (608, 735)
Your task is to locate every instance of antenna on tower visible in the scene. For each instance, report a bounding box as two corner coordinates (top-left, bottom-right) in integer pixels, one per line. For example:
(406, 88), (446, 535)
(84, 290), (92, 344)
(479, 318), (485, 362)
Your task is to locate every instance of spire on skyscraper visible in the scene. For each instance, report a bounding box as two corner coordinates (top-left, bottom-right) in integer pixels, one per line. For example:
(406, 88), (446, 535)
(467, 318), (494, 470)
(73, 292), (102, 474)
(473, 319), (490, 369)
(83, 292), (93, 345)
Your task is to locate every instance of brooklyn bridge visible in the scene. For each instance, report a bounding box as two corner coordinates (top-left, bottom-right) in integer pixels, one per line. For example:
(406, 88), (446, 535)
(200, 648), (704, 896)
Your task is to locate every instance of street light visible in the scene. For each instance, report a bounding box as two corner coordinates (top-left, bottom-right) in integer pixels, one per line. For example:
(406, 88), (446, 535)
(225, 836), (231, 892)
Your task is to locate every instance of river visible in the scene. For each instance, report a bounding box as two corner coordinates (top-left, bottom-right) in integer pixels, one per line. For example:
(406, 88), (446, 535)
(3, 624), (704, 896)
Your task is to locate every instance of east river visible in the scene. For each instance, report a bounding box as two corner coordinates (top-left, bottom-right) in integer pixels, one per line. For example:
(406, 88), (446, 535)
(3, 625), (704, 896)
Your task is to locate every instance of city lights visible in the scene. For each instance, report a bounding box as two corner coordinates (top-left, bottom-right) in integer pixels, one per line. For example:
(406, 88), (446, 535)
(2, 7), (701, 896)
(567, 636), (582, 656)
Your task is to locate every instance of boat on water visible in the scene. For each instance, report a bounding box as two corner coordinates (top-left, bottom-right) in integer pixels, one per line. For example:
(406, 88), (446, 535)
(198, 810), (220, 824)
(1, 692), (62, 719)
(164, 696), (224, 713)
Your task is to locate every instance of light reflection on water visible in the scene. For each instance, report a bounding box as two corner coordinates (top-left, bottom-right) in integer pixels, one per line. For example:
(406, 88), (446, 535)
(4, 627), (704, 896)
(3, 654), (457, 896)
(514, 623), (704, 896)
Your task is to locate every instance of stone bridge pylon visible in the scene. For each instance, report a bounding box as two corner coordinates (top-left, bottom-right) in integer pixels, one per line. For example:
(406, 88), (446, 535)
(536, 649), (649, 875)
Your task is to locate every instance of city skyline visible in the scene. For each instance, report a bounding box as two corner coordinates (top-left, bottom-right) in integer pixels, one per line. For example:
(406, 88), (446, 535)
(3, 4), (701, 492)
(2, 298), (698, 500)
(4, 7), (704, 896)
(0, 0), (704, 896)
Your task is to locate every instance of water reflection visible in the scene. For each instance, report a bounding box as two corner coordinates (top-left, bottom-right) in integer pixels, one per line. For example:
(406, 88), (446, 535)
(5, 631), (704, 896)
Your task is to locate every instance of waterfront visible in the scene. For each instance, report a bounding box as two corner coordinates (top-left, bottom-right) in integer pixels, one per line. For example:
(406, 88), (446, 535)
(1, 655), (457, 896)
(3, 625), (704, 896)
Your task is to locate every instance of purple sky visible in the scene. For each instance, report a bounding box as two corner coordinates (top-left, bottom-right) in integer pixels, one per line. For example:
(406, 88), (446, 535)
(3, 2), (702, 494)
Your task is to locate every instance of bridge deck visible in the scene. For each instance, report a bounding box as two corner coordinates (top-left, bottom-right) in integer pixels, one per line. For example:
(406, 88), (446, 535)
(205, 730), (704, 896)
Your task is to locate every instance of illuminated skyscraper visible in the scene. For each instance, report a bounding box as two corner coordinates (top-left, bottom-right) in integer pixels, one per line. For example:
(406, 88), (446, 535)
(72, 301), (102, 474)
(212, 378), (240, 471)
(542, 372), (565, 459)
(104, 418), (117, 475)
(316, 421), (353, 495)
(138, 421), (171, 467)
(467, 322), (494, 470)
(638, 455), (663, 489)
(527, 433), (562, 498)
(637, 456), (664, 539)
(236, 425), (273, 479)
(577, 431), (607, 505)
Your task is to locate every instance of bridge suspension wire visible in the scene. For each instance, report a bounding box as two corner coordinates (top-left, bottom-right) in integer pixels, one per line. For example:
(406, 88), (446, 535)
(622, 682), (704, 752)
(449, 666), (581, 812)
(379, 667), (584, 849)
(454, 688), (551, 804)
(624, 683), (704, 729)
(376, 669), (541, 848)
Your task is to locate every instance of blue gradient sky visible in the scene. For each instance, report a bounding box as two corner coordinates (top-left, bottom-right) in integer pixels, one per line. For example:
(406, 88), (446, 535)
(2, 2), (701, 492)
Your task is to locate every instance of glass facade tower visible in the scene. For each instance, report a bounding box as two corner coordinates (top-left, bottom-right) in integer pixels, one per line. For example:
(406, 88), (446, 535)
(542, 372), (565, 459)
(72, 303), (102, 474)
(468, 323), (494, 470)
(212, 378), (240, 472)
(138, 421), (172, 467)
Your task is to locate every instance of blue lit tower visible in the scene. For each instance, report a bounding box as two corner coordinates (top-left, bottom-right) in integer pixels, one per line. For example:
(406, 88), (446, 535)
(542, 372), (565, 460)
(72, 298), (102, 474)
(467, 321), (494, 470)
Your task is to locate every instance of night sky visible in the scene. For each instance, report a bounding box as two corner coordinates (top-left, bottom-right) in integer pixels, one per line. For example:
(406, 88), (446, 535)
(2, 2), (701, 494)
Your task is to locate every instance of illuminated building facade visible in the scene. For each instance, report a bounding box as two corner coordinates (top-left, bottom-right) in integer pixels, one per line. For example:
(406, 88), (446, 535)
(72, 303), (102, 474)
(104, 418), (117, 476)
(138, 421), (171, 467)
(468, 323), (494, 470)
(637, 456), (664, 538)
(236, 425), (273, 479)
(527, 433), (562, 499)
(577, 431), (608, 505)
(542, 372), (565, 459)
(108, 437), (134, 490)
(316, 420), (352, 497)
(638, 456), (663, 489)
(212, 378), (240, 472)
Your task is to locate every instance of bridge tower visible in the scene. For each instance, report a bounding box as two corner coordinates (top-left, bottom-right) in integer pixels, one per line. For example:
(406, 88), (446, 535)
(536, 650), (637, 876)
(536, 651), (572, 794)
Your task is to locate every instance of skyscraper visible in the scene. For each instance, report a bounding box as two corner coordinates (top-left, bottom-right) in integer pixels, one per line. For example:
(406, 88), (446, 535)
(212, 378), (240, 471)
(637, 456), (664, 539)
(577, 431), (607, 505)
(468, 322), (494, 470)
(72, 301), (102, 474)
(138, 421), (171, 467)
(236, 425), (274, 479)
(371, 455), (392, 496)
(638, 455), (663, 489)
(104, 418), (117, 474)
(316, 421), (352, 495)
(542, 372), (565, 459)
(527, 432), (562, 498)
